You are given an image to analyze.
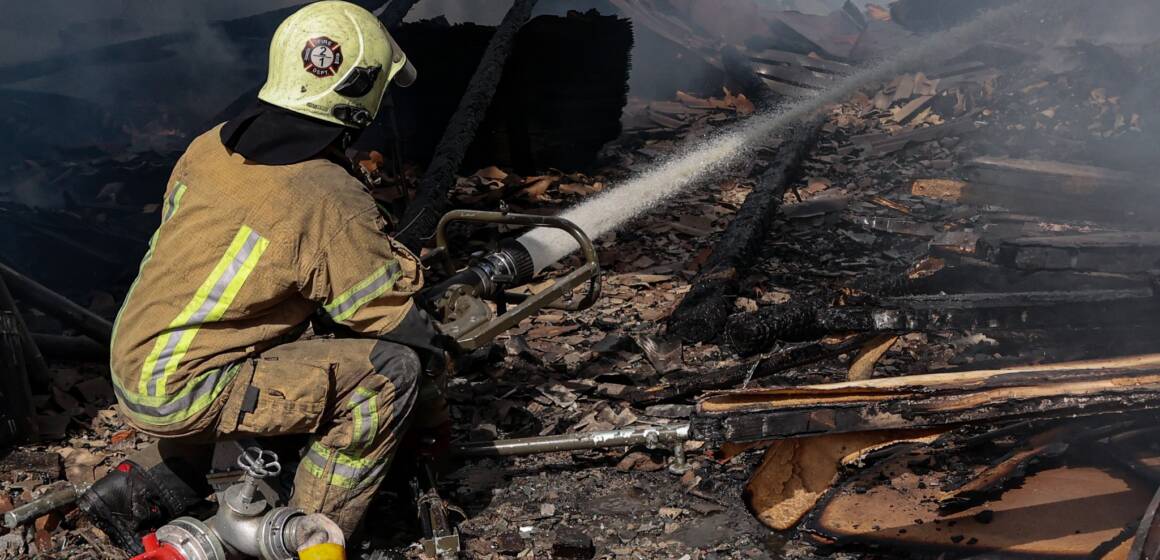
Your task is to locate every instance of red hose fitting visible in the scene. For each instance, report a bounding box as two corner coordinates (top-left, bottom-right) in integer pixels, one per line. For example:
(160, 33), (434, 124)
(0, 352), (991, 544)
(130, 533), (186, 560)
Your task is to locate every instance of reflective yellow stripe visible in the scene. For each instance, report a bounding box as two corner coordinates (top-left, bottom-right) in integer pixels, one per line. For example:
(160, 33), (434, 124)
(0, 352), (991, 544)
(348, 387), (379, 449)
(139, 226), (269, 396)
(303, 442), (385, 489)
(111, 183), (188, 371)
(323, 260), (403, 323)
(163, 182), (188, 222)
(114, 364), (237, 426)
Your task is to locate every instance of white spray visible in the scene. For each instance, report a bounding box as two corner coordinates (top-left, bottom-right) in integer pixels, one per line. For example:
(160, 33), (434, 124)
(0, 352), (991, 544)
(517, 1), (1038, 273)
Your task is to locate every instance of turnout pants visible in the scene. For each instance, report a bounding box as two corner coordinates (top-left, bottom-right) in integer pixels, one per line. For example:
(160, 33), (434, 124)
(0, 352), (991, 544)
(128, 338), (427, 536)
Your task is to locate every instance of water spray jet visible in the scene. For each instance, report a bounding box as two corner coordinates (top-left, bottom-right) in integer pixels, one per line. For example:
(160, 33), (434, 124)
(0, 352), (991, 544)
(517, 0), (1040, 273)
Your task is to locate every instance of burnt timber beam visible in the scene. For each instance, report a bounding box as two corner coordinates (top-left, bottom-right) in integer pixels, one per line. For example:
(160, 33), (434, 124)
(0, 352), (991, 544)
(31, 334), (109, 363)
(726, 289), (1160, 352)
(0, 273), (49, 386)
(631, 334), (872, 404)
(378, 0), (423, 27)
(666, 116), (824, 343)
(0, 313), (39, 442)
(959, 157), (1157, 223)
(692, 354), (1160, 444)
(395, 0), (539, 251)
(984, 232), (1160, 274)
(0, 261), (113, 345)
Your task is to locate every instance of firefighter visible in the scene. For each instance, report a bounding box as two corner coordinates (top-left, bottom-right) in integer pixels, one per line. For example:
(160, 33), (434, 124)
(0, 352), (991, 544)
(78, 1), (445, 553)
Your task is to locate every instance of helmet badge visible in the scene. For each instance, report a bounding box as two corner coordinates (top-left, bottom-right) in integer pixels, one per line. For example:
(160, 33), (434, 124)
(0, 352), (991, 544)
(301, 37), (344, 78)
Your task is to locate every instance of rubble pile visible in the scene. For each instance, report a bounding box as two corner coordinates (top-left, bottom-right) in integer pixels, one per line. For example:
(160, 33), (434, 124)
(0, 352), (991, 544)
(2, 0), (1160, 558)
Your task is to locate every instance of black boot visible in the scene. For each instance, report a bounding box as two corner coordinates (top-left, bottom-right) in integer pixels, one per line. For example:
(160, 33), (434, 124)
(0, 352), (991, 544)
(79, 457), (208, 554)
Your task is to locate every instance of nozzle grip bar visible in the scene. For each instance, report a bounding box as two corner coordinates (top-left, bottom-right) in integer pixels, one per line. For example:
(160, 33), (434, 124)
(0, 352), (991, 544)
(433, 210), (602, 350)
(454, 424), (690, 458)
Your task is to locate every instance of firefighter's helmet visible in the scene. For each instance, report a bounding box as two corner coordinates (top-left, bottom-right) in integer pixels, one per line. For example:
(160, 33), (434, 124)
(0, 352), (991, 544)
(258, 0), (416, 128)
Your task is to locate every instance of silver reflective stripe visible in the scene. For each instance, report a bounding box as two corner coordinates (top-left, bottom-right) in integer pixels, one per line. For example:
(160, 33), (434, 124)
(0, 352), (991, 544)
(145, 230), (264, 395)
(350, 460), (387, 493)
(304, 447), (386, 484)
(163, 184), (186, 222)
(327, 261), (402, 321)
(348, 390), (376, 448)
(115, 367), (229, 418)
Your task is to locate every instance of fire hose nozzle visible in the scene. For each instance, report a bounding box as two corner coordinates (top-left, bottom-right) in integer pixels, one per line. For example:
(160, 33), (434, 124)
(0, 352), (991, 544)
(424, 210), (602, 351)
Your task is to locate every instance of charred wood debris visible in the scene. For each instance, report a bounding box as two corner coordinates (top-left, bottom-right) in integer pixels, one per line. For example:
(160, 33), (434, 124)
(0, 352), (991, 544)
(3, 0), (1160, 558)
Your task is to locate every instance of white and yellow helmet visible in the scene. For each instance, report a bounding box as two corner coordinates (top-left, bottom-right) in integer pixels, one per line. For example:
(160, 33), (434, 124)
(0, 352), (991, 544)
(258, 0), (417, 128)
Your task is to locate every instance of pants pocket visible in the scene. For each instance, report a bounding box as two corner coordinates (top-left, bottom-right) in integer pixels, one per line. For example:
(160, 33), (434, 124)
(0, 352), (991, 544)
(234, 358), (331, 435)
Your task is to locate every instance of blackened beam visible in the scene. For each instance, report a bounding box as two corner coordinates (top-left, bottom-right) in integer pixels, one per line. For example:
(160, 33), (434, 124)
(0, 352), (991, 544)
(0, 313), (40, 441)
(378, 0), (422, 27)
(0, 273), (49, 386)
(31, 333), (108, 362)
(631, 334), (872, 404)
(395, 0), (539, 251)
(692, 354), (1160, 444)
(726, 288), (1160, 355)
(983, 232), (1160, 274)
(666, 116), (824, 343)
(0, 261), (113, 345)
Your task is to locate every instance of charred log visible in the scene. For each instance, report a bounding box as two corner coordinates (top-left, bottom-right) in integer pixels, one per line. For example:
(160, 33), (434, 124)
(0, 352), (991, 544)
(666, 116), (824, 343)
(0, 313), (39, 443)
(395, 0), (539, 251)
(726, 289), (1160, 350)
(724, 296), (828, 356)
(379, 0), (423, 27)
(632, 334), (871, 404)
(31, 334), (109, 363)
(983, 232), (1160, 274)
(0, 273), (49, 387)
(0, 262), (113, 345)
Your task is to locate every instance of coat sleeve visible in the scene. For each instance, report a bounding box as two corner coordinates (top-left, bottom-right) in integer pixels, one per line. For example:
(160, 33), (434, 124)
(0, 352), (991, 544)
(302, 207), (424, 336)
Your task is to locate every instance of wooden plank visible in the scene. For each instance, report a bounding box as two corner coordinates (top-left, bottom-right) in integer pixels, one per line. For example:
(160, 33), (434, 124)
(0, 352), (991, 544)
(750, 61), (837, 90)
(741, 47), (852, 75)
(756, 75), (818, 99)
(852, 114), (980, 156)
(988, 232), (1160, 274)
(965, 157), (1146, 194)
(806, 458), (1152, 557)
(693, 354), (1160, 444)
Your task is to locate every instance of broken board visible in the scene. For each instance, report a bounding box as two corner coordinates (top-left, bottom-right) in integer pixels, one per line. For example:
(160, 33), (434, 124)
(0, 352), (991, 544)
(804, 458), (1150, 558)
(693, 354), (1160, 444)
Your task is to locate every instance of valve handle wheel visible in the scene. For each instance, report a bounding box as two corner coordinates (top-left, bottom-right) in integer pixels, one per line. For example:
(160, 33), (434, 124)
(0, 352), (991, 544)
(238, 447), (281, 480)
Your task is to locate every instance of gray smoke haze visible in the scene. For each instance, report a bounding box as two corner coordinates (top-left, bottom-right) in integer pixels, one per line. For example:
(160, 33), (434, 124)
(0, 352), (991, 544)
(1, 0), (307, 155)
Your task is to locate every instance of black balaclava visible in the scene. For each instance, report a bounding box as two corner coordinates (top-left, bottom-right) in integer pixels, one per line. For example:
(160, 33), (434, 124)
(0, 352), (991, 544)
(220, 99), (359, 165)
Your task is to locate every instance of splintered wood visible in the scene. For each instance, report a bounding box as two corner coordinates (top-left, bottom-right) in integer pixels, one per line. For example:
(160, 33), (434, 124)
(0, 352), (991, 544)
(807, 458), (1153, 557)
(693, 354), (1160, 443)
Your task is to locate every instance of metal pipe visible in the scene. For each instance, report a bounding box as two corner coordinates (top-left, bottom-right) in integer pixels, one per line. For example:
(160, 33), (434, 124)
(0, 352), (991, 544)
(454, 424), (691, 458)
(3, 483), (90, 529)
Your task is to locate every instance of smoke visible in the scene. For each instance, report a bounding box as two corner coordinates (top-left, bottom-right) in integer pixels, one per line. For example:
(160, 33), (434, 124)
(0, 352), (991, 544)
(0, 0), (303, 156)
(516, 0), (1064, 271)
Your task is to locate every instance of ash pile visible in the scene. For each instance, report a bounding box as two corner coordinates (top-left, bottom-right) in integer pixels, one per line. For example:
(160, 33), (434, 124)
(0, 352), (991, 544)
(3, 0), (1160, 559)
